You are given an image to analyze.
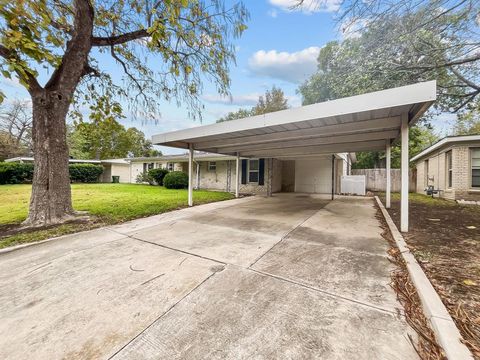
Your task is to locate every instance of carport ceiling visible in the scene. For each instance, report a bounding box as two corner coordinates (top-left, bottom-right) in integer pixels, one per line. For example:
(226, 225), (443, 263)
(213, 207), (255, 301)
(153, 81), (436, 157)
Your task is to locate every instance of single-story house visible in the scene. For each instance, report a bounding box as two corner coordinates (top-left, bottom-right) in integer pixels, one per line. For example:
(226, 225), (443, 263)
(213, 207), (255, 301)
(5, 156), (130, 184)
(5, 157), (103, 165)
(124, 152), (354, 195)
(411, 134), (480, 201)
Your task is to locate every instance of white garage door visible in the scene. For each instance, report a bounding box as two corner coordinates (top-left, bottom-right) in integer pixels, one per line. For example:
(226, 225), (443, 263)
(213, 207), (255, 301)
(294, 157), (332, 194)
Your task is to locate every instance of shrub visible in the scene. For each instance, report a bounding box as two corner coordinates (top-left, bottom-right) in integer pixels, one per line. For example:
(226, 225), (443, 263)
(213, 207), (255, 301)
(69, 164), (104, 183)
(0, 162), (34, 184)
(136, 171), (154, 185)
(148, 168), (169, 186)
(163, 171), (189, 189)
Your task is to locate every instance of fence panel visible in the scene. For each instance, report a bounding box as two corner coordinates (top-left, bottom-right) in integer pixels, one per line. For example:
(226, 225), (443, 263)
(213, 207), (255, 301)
(351, 169), (416, 192)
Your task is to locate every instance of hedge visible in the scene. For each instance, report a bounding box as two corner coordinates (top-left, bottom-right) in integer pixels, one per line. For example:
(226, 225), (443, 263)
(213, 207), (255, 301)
(0, 162), (103, 184)
(0, 162), (34, 184)
(148, 168), (169, 186)
(69, 164), (104, 183)
(163, 171), (188, 189)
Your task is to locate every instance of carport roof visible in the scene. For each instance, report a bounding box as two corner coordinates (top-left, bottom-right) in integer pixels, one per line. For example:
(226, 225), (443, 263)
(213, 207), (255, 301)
(153, 81), (436, 158)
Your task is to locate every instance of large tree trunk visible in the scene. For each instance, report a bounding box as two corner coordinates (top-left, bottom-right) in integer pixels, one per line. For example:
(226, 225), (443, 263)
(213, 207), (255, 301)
(22, 0), (94, 227)
(24, 92), (75, 226)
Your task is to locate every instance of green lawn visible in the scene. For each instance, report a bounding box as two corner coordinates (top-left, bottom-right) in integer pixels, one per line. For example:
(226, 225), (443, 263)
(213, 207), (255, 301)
(0, 184), (234, 248)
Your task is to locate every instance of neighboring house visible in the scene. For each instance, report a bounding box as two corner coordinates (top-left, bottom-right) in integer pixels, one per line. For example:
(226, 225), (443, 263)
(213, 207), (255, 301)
(411, 134), (480, 201)
(5, 157), (130, 184)
(5, 153), (355, 195)
(5, 157), (102, 165)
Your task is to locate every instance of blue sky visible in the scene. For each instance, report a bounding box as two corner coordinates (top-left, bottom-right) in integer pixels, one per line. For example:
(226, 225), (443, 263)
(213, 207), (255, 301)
(1, 0), (455, 155)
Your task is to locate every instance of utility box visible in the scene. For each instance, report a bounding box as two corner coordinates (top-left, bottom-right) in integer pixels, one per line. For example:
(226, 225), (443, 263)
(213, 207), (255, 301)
(341, 175), (366, 196)
(112, 176), (120, 183)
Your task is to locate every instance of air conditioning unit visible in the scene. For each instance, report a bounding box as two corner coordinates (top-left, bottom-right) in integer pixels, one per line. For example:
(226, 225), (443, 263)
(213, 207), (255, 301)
(341, 175), (366, 196)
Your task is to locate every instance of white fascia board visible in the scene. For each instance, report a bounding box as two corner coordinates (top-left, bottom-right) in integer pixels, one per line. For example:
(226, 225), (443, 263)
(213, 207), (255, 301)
(152, 81), (437, 145)
(410, 134), (480, 162)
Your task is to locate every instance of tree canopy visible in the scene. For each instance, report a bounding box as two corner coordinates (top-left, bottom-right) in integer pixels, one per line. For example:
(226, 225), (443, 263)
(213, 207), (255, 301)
(0, 0), (249, 226)
(217, 86), (289, 122)
(297, 0), (479, 114)
(0, 0), (249, 118)
(68, 96), (160, 159)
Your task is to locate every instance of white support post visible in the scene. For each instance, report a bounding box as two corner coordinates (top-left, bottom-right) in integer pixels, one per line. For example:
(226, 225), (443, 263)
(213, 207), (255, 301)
(386, 141), (391, 209)
(188, 144), (193, 207)
(235, 152), (240, 198)
(400, 114), (409, 232)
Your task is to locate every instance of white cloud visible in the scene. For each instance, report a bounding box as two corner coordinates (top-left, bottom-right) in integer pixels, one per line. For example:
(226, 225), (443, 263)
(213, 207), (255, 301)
(248, 46), (320, 83)
(269, 0), (342, 13)
(201, 93), (261, 106)
(267, 9), (278, 18)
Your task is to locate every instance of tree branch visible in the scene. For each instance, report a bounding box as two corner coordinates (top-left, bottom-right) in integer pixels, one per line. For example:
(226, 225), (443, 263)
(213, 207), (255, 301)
(450, 67), (480, 91)
(45, 0), (94, 91)
(91, 29), (149, 46)
(0, 45), (42, 94)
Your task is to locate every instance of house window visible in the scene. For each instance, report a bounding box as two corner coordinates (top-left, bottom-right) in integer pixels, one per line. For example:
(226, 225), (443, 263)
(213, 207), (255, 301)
(424, 159), (429, 187)
(167, 162), (174, 171)
(446, 151), (452, 188)
(248, 159), (259, 183)
(143, 163), (154, 172)
(472, 148), (480, 188)
(208, 161), (217, 172)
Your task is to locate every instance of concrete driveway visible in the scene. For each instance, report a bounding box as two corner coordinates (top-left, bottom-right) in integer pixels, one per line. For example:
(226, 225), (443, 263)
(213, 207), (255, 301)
(0, 194), (417, 360)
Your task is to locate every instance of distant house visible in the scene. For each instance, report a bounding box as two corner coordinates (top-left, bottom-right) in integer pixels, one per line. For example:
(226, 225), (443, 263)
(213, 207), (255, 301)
(5, 153), (355, 196)
(411, 135), (480, 201)
(5, 157), (102, 165)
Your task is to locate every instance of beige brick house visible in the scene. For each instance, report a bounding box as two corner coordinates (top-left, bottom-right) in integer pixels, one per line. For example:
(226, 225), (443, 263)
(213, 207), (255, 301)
(121, 152), (353, 196)
(411, 135), (480, 201)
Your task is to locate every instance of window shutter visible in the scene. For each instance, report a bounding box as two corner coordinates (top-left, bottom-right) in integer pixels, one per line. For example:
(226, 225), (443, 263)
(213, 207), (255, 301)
(241, 159), (247, 184)
(258, 158), (265, 186)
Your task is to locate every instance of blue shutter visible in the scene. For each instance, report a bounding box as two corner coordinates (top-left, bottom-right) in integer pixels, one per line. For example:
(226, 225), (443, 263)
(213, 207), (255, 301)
(241, 159), (247, 184)
(258, 158), (265, 186)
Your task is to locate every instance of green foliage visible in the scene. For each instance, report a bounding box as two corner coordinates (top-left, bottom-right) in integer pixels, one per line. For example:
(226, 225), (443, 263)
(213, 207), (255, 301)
(217, 86), (289, 122)
(0, 0), (249, 118)
(163, 171), (189, 189)
(148, 168), (169, 186)
(454, 100), (480, 135)
(68, 96), (159, 159)
(0, 162), (34, 184)
(352, 126), (438, 169)
(0, 162), (103, 184)
(135, 171), (154, 185)
(68, 164), (103, 183)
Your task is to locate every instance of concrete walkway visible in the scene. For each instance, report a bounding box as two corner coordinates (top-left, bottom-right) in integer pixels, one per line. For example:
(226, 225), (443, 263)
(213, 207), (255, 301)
(0, 194), (417, 360)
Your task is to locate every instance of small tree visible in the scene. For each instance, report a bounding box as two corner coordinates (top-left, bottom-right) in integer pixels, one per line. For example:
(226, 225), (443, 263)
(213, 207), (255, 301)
(217, 86), (289, 122)
(0, 0), (248, 226)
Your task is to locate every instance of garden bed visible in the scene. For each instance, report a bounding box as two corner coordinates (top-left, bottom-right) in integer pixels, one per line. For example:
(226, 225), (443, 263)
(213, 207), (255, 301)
(378, 193), (480, 358)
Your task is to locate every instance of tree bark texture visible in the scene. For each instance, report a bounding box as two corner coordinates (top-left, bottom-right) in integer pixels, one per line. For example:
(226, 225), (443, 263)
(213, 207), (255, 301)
(25, 92), (75, 226)
(24, 0), (94, 226)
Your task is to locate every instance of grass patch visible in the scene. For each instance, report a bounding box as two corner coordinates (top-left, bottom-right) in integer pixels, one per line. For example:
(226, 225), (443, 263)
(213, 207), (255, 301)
(377, 191), (458, 207)
(0, 183), (234, 249)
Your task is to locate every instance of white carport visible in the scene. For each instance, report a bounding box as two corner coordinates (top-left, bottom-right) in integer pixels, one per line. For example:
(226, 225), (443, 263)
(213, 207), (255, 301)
(153, 81), (437, 232)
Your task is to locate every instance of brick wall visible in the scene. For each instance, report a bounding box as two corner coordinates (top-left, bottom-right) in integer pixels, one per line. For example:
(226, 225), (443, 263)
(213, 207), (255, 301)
(415, 144), (480, 201)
